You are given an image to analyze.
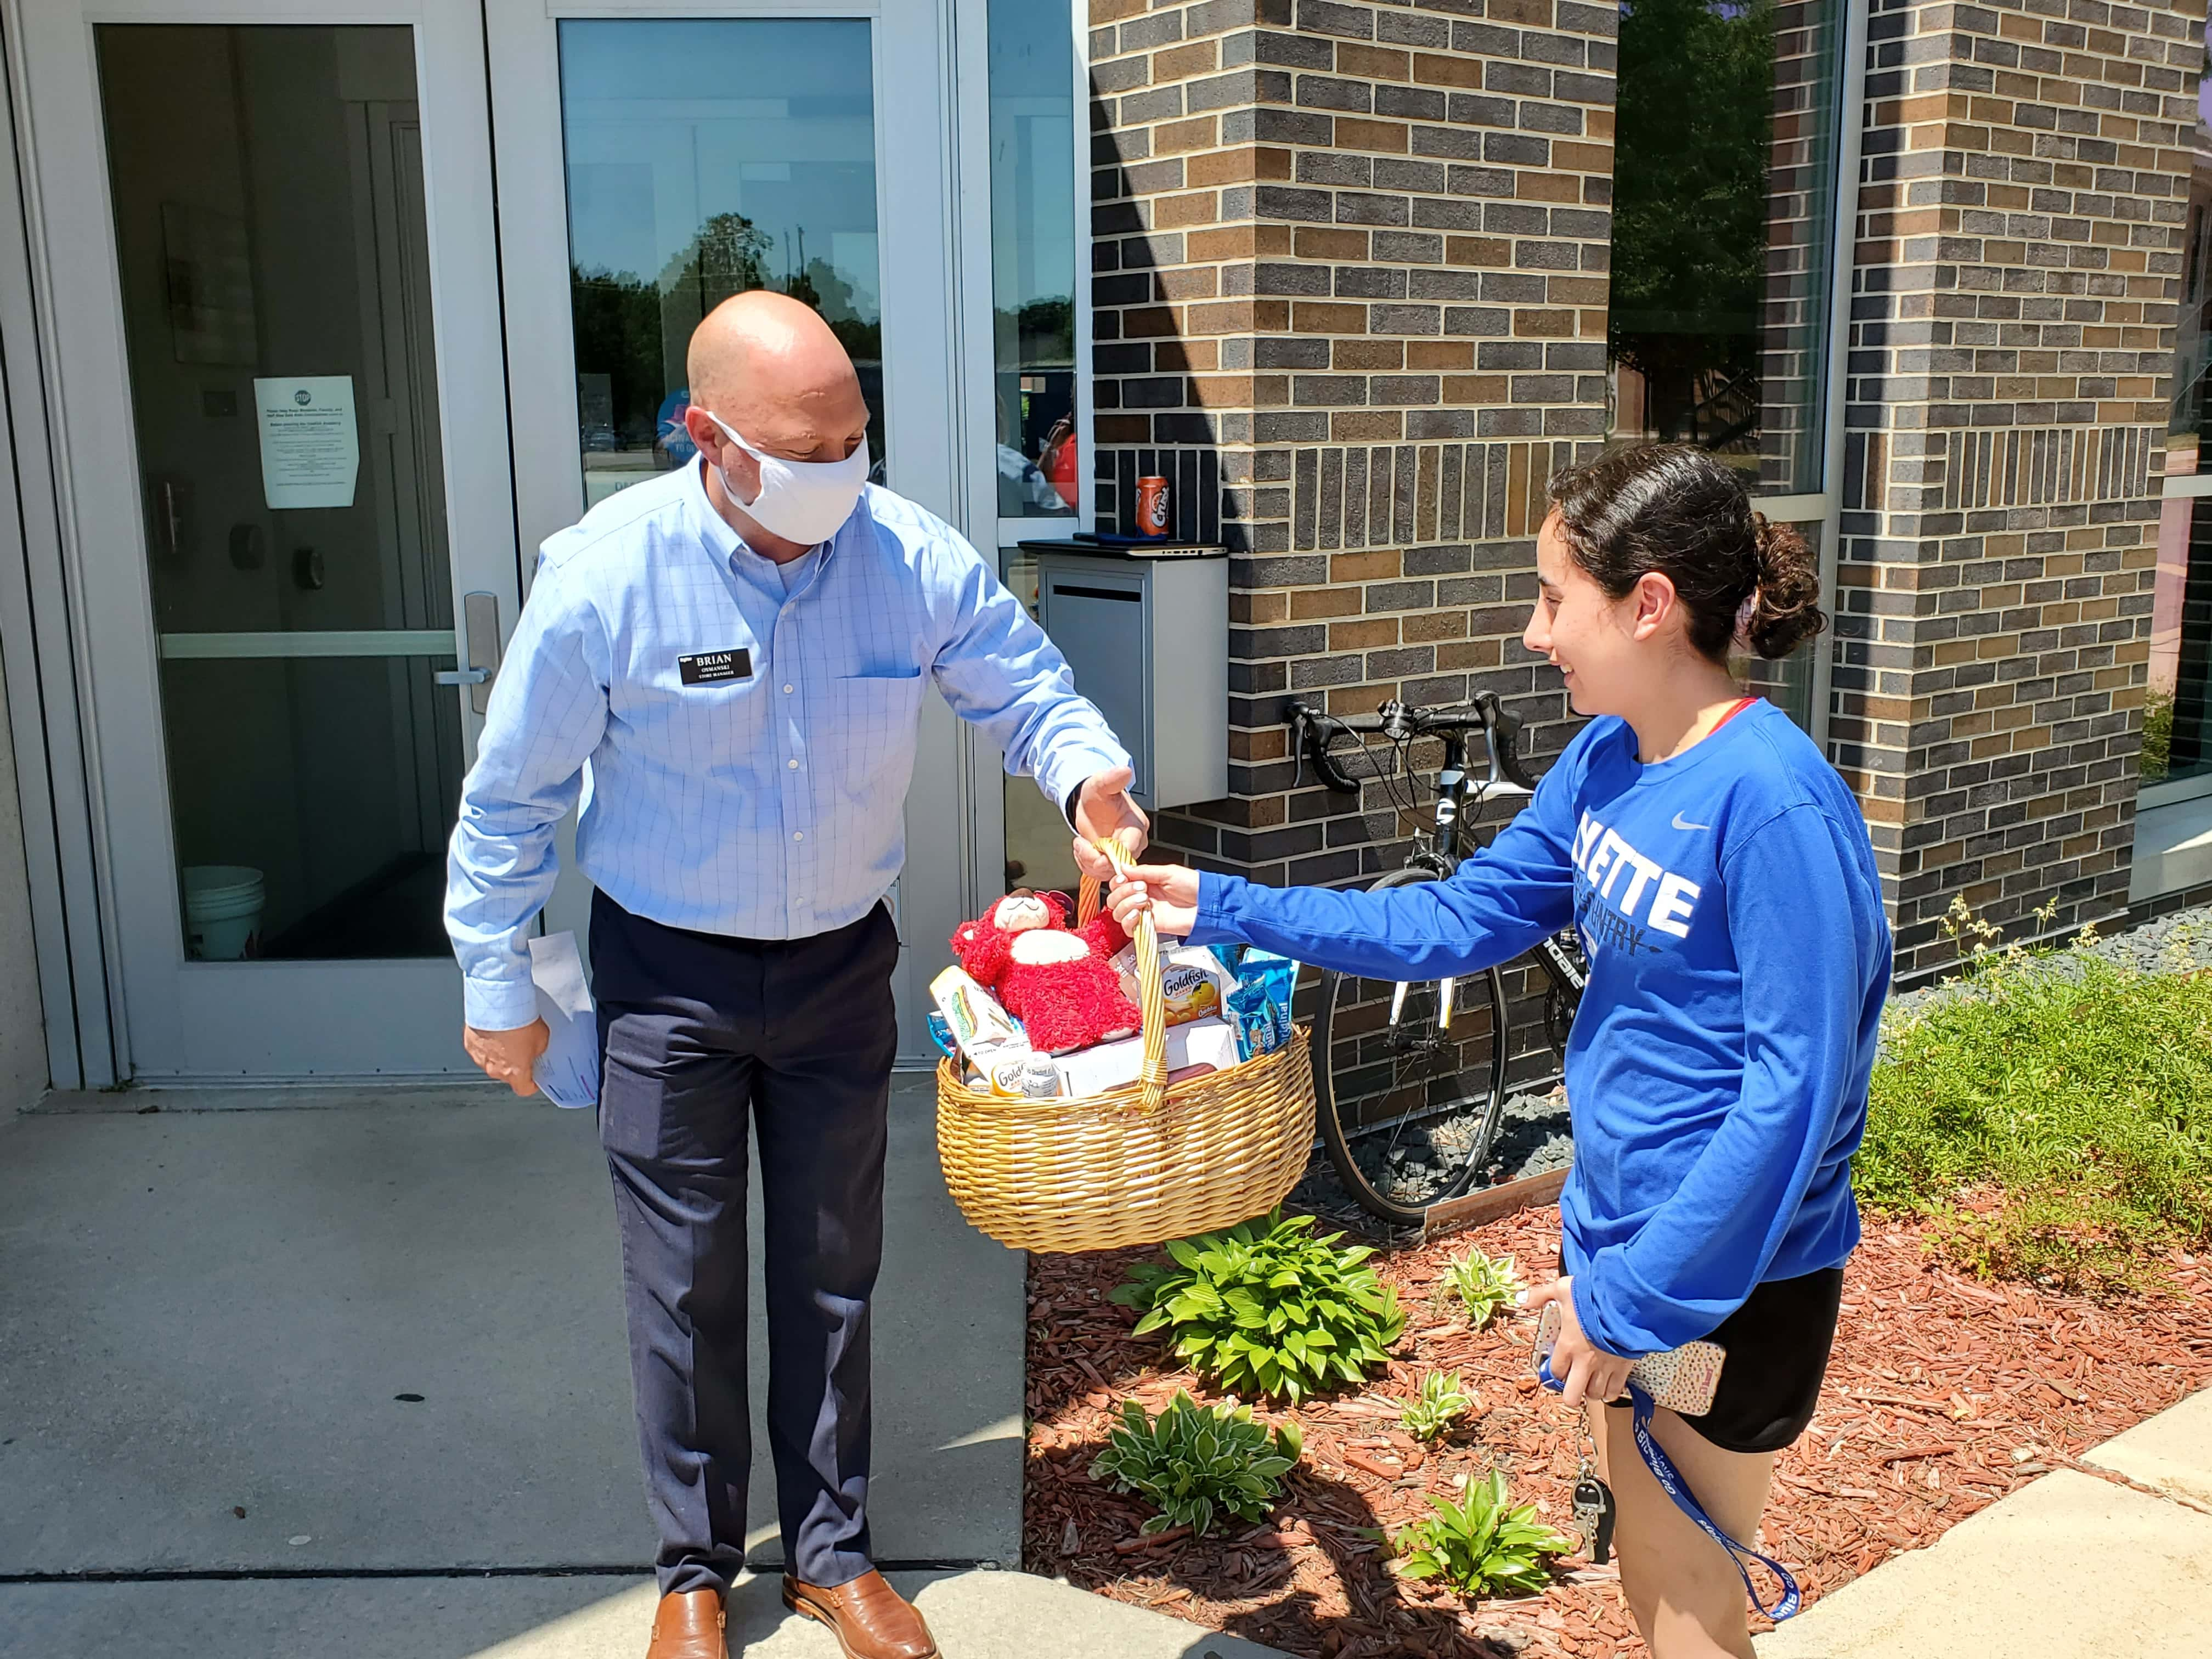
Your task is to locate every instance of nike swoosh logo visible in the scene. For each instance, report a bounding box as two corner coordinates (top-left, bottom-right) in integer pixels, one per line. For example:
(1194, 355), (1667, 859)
(1672, 812), (1711, 832)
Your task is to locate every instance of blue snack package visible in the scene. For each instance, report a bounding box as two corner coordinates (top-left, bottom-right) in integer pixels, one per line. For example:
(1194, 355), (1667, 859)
(927, 1011), (958, 1058)
(1227, 949), (1297, 1060)
(1209, 942), (1246, 977)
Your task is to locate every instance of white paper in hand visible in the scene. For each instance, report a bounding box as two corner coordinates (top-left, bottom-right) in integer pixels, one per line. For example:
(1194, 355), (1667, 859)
(528, 931), (599, 1109)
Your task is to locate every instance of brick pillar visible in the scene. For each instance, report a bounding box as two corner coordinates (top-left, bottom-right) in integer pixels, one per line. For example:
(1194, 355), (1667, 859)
(1087, 0), (1617, 893)
(1835, 0), (2202, 975)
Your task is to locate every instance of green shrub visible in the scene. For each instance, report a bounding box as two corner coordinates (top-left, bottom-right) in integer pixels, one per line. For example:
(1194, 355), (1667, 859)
(1111, 1209), (1406, 1402)
(1438, 1248), (1522, 1328)
(1392, 1471), (1577, 1598)
(1397, 1369), (1473, 1442)
(1088, 1391), (1303, 1537)
(1863, 901), (2212, 1293)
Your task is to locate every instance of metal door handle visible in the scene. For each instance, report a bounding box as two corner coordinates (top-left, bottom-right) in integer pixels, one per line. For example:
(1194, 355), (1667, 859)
(458, 591), (503, 715)
(434, 668), (489, 686)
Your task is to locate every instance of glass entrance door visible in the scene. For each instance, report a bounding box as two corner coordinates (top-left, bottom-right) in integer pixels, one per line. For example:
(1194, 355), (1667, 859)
(20, 2), (517, 1077)
(486, 1), (967, 1062)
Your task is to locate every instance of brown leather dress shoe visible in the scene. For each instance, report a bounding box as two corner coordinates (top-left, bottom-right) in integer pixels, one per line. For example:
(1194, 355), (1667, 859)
(645, 1588), (726, 1659)
(782, 1570), (938, 1659)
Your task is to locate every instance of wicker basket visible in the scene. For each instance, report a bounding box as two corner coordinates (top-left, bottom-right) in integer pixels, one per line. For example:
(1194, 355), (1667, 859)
(935, 848), (1316, 1254)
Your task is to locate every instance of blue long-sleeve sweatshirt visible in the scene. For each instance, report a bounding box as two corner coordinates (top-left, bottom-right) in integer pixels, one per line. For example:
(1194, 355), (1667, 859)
(1190, 701), (1890, 1357)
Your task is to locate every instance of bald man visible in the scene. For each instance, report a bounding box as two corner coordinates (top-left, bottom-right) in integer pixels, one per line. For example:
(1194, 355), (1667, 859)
(445, 291), (1142, 1659)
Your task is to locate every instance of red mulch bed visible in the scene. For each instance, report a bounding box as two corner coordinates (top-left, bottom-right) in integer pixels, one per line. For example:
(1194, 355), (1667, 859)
(1022, 1205), (2212, 1658)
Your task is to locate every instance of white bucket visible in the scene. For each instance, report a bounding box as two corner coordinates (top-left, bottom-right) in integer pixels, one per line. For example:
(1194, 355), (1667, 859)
(184, 865), (264, 961)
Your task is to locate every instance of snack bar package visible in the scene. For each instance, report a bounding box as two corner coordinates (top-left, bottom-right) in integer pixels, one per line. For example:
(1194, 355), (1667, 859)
(1226, 950), (1297, 1060)
(930, 964), (1024, 1063)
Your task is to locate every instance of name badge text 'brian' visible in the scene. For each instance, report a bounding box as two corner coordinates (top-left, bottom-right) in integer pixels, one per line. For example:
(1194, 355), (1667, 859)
(678, 648), (753, 686)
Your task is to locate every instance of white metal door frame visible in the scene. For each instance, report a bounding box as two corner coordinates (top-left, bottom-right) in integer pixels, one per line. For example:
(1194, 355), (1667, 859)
(10, 0), (522, 1079)
(0, 7), (119, 1088)
(483, 0), (974, 1062)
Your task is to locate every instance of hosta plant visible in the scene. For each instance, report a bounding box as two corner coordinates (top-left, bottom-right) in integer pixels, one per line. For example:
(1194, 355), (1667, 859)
(1397, 1369), (1473, 1442)
(1392, 1470), (1578, 1598)
(1088, 1391), (1304, 1537)
(1439, 1247), (1522, 1329)
(1111, 1209), (1406, 1402)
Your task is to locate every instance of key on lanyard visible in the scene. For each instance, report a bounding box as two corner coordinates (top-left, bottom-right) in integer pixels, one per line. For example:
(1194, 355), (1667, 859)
(1571, 1412), (1615, 1566)
(1572, 1462), (1616, 1566)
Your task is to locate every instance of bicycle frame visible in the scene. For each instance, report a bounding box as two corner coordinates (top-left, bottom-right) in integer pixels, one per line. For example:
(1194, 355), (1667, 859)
(1293, 696), (1586, 1053)
(1287, 694), (1589, 1220)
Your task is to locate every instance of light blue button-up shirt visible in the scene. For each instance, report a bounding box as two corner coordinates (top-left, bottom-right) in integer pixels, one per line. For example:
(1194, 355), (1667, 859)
(445, 461), (1130, 1030)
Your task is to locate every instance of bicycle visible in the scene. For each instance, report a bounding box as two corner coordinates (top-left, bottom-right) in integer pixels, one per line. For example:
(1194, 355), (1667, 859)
(1284, 692), (1588, 1225)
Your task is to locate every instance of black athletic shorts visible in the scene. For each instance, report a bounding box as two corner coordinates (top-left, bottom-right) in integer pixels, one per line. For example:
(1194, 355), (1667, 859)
(1613, 1266), (1847, 1455)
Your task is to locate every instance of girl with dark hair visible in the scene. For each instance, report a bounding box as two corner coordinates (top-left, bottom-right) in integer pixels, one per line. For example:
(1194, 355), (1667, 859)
(1080, 444), (1889, 1659)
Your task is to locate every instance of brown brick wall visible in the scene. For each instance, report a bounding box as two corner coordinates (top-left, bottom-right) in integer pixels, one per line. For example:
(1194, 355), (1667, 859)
(1082, 0), (1621, 1085)
(1080, 0), (2206, 991)
(1086, 0), (1617, 895)
(1835, 0), (2204, 976)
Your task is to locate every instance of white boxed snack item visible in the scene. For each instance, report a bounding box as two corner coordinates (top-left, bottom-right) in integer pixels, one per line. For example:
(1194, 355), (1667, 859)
(1053, 1017), (1240, 1096)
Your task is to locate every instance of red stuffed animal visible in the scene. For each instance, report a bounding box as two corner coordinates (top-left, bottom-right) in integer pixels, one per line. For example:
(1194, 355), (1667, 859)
(949, 891), (1139, 1055)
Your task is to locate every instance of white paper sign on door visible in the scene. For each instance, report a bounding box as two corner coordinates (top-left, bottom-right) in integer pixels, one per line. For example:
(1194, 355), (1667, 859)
(253, 375), (358, 509)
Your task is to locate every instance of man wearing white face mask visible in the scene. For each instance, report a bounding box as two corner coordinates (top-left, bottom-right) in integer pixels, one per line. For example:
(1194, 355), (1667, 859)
(444, 290), (1142, 1659)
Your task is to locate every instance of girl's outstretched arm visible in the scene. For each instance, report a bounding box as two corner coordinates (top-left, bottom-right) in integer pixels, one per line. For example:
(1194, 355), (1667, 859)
(1189, 781), (1578, 978)
(1098, 724), (1591, 979)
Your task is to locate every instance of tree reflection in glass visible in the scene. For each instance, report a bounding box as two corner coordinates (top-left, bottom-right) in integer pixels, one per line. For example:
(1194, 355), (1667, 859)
(1607, 0), (1839, 494)
(560, 19), (884, 508)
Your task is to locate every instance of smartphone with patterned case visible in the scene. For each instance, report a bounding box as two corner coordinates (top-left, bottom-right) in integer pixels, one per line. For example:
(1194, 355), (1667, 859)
(1532, 1300), (1728, 1417)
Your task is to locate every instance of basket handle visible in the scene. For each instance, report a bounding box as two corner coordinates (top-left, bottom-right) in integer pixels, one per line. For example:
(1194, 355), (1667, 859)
(1082, 839), (1169, 1111)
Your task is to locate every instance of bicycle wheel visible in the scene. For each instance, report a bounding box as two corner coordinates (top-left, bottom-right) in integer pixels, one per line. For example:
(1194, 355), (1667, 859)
(1311, 866), (1510, 1226)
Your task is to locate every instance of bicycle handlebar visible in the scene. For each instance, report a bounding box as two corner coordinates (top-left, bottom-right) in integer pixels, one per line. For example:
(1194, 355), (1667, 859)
(1286, 693), (1541, 796)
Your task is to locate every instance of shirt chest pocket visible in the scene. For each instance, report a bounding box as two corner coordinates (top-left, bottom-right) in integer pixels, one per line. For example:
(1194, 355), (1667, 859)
(821, 669), (926, 800)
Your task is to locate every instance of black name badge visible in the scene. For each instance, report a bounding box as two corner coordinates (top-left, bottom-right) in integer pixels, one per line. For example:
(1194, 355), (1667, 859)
(678, 648), (752, 686)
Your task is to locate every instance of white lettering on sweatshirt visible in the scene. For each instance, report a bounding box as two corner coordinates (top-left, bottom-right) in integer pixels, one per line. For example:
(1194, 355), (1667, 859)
(1572, 809), (1702, 940)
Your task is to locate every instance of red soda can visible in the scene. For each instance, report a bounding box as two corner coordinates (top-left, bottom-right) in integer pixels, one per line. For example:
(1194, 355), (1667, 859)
(1136, 475), (1171, 537)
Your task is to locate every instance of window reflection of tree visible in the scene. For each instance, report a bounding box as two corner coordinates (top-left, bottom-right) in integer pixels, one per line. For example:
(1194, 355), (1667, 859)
(569, 208), (886, 470)
(1609, 0), (1776, 465)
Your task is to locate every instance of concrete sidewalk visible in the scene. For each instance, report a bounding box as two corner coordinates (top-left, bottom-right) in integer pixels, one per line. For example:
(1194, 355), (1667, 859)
(0, 1078), (1286, 1658)
(1757, 1386), (2212, 1659)
(0, 1570), (1291, 1659)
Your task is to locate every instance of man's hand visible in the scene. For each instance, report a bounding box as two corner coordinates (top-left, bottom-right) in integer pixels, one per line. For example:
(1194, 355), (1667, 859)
(464, 1019), (549, 1097)
(1071, 767), (1148, 862)
(1525, 1276), (1634, 1409)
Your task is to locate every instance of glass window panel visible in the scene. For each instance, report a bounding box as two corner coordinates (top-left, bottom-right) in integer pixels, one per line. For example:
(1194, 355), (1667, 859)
(997, 545), (1082, 899)
(559, 19), (883, 509)
(2146, 496), (2212, 789)
(160, 656), (464, 958)
(987, 0), (1077, 520)
(2166, 43), (2212, 479)
(1606, 0), (1842, 494)
(97, 24), (464, 961)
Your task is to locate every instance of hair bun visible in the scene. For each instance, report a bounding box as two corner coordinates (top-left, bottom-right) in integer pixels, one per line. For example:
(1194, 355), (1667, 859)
(1746, 517), (1825, 660)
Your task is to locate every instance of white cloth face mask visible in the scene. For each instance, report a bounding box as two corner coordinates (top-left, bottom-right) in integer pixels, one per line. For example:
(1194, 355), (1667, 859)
(700, 409), (868, 546)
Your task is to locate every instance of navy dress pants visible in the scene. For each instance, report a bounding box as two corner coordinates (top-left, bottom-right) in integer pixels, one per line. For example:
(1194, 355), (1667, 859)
(591, 889), (899, 1596)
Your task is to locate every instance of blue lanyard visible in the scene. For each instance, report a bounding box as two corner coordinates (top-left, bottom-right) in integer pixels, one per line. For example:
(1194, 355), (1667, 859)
(1623, 1381), (1801, 1621)
(1537, 1357), (1800, 1621)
